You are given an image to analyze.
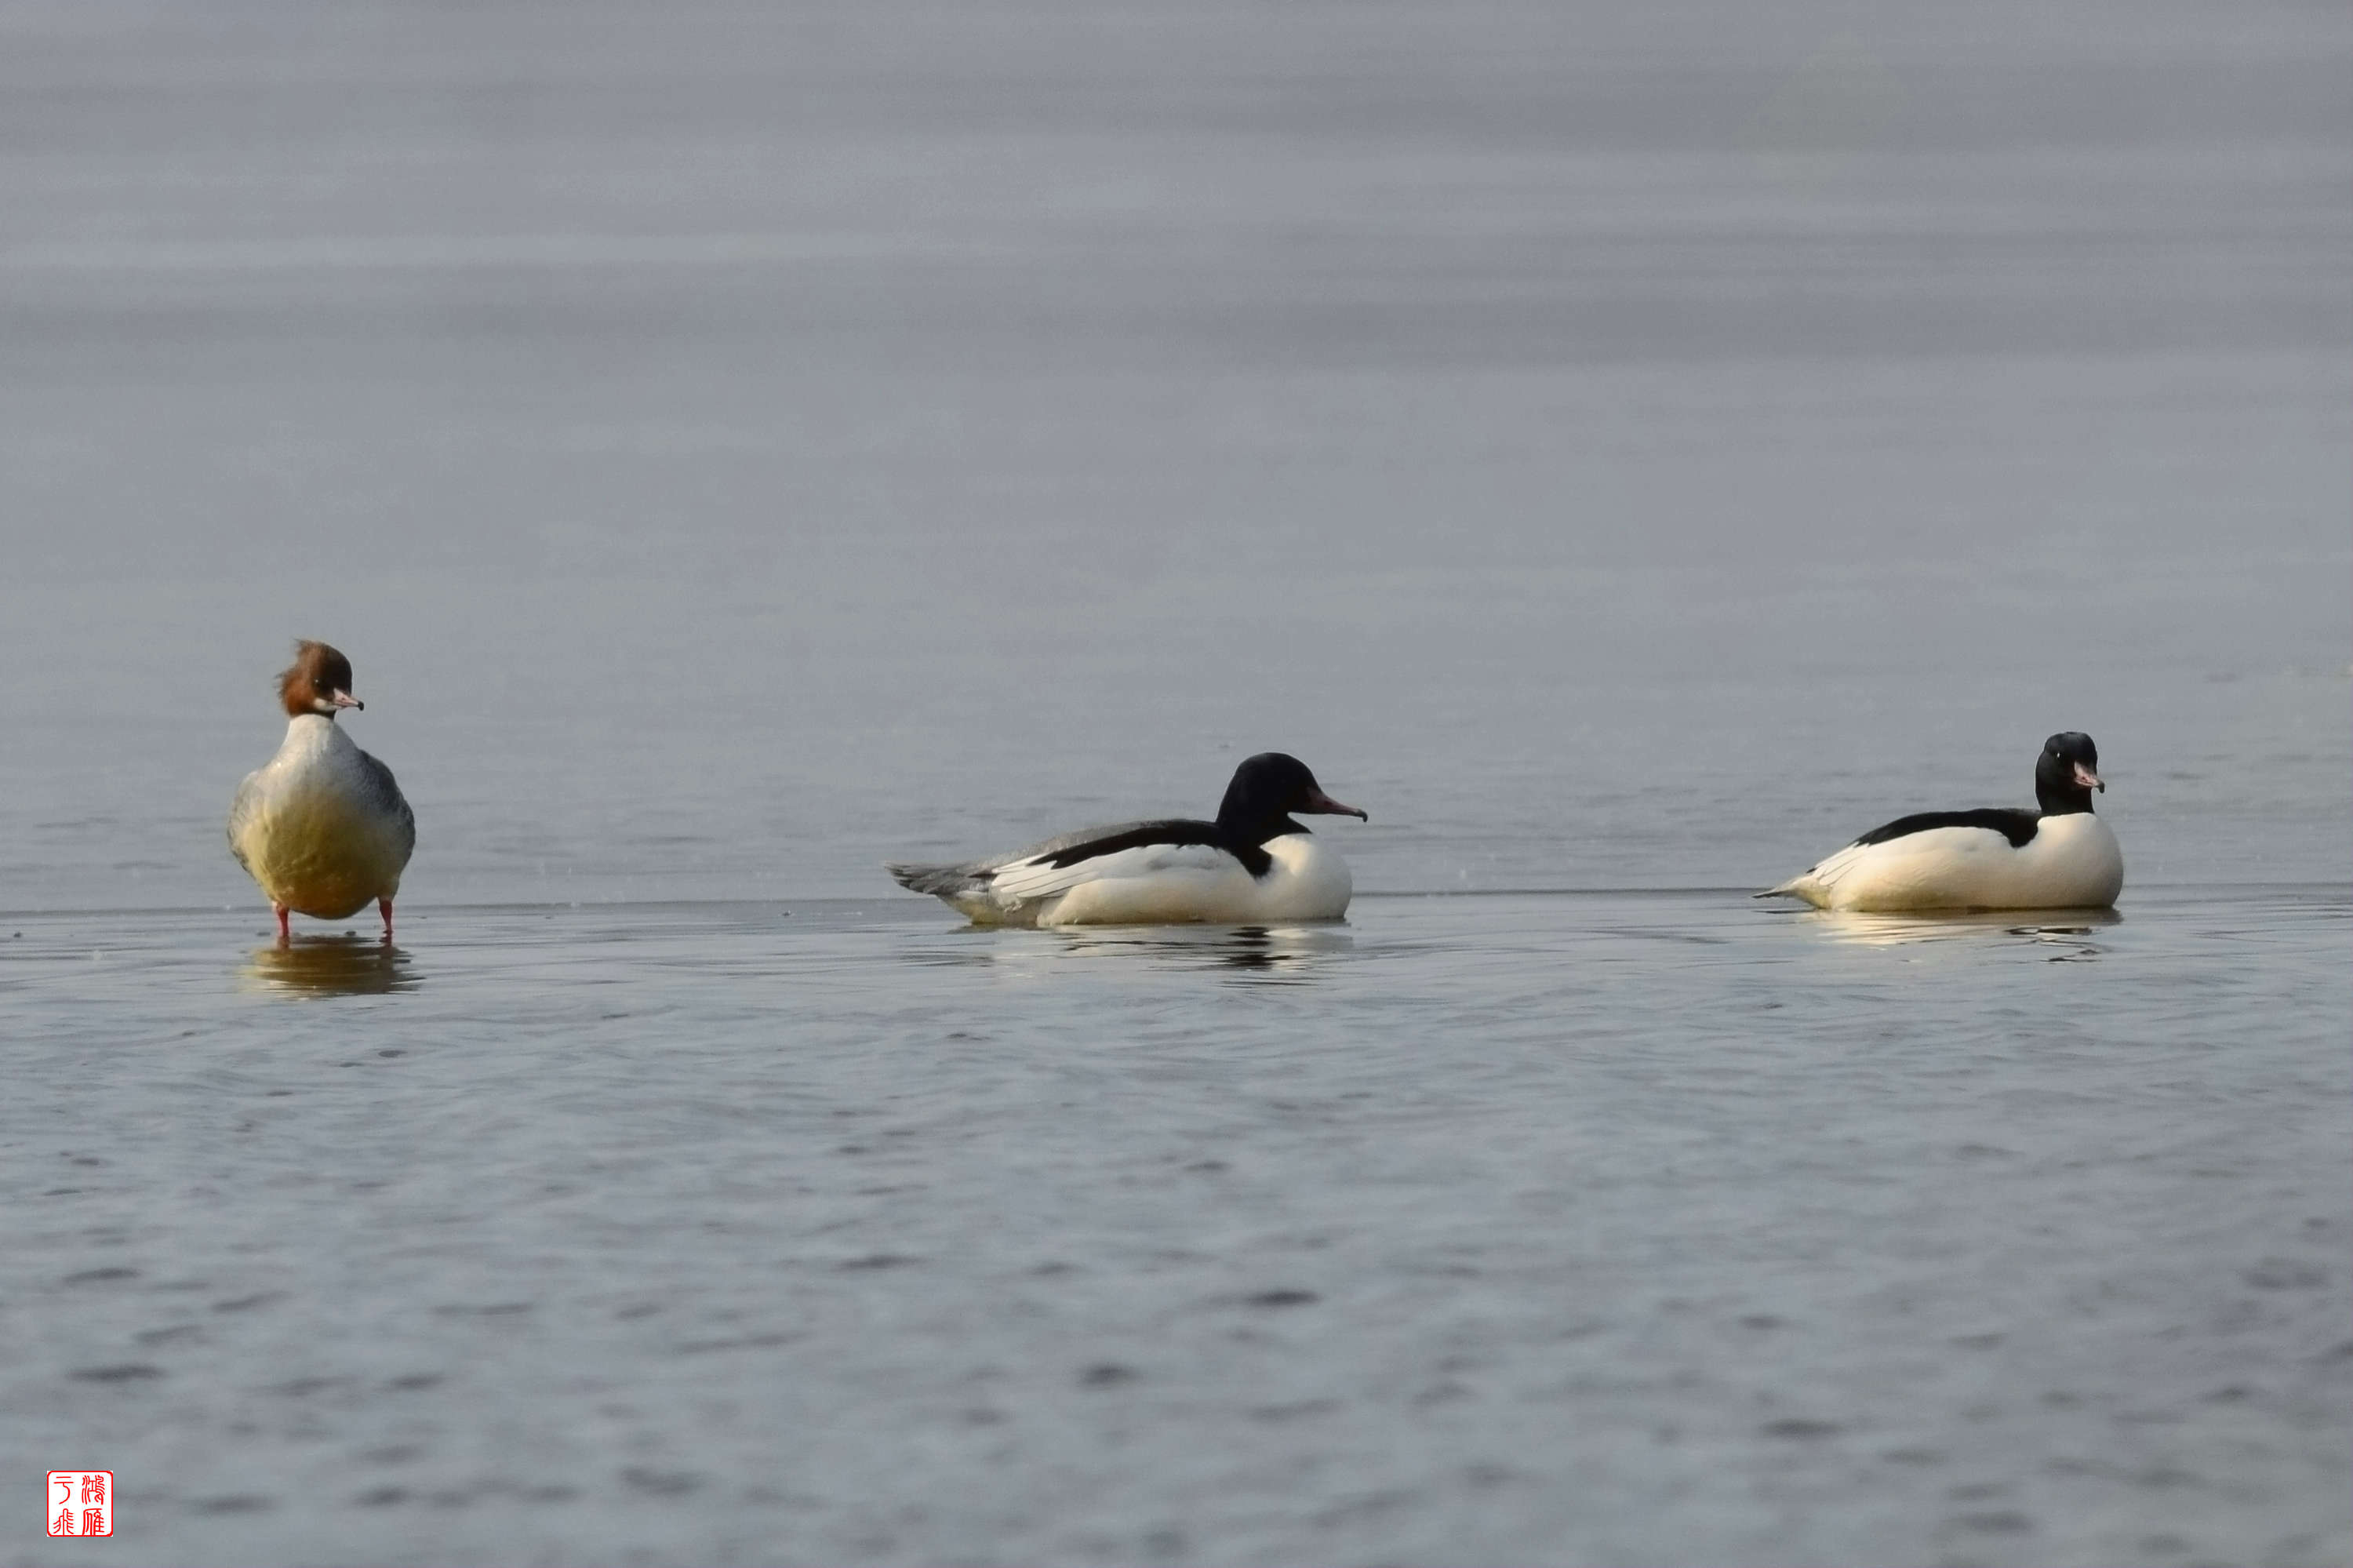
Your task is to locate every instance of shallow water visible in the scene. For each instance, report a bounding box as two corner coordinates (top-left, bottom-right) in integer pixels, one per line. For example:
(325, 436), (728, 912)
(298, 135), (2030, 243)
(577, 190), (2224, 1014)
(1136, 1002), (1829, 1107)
(2, 0), (2350, 1563)
(4, 892), (2348, 1566)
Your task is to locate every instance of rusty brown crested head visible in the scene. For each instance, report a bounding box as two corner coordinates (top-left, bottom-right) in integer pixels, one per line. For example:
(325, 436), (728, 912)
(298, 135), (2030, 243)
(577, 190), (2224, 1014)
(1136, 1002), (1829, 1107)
(278, 640), (364, 719)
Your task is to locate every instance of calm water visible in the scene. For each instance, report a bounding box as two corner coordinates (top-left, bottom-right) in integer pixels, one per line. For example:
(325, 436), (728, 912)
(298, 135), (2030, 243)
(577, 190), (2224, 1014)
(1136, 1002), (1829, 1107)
(2, 1), (2348, 1563)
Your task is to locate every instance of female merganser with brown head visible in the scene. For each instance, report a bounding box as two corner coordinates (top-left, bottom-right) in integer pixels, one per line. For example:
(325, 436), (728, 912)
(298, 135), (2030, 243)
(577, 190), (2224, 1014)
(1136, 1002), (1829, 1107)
(889, 751), (1367, 926)
(1759, 731), (2123, 912)
(228, 640), (416, 944)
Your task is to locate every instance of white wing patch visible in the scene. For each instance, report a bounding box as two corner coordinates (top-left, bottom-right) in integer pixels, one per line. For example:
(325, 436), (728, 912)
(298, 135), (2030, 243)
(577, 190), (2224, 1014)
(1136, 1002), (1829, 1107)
(1798, 837), (1876, 897)
(986, 841), (1240, 908)
(1798, 824), (2035, 911)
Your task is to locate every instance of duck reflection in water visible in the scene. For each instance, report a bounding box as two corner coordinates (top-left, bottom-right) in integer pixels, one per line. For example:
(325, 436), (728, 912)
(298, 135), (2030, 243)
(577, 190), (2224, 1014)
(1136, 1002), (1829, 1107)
(906, 920), (1351, 979)
(1051, 922), (1354, 977)
(242, 933), (421, 995)
(1799, 906), (2122, 959)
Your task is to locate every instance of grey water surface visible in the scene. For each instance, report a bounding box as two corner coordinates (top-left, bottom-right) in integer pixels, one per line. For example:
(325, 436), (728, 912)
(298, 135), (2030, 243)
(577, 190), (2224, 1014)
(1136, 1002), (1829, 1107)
(2, 1), (2348, 1564)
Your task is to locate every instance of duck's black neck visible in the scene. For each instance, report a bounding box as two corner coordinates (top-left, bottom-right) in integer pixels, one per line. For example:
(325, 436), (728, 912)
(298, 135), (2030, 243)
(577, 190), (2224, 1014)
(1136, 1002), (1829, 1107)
(2035, 775), (2096, 817)
(1215, 809), (1307, 848)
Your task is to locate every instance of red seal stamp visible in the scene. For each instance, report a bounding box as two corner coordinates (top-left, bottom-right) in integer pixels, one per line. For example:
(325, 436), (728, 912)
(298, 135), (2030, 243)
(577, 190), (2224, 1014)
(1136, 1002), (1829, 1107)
(45, 1473), (112, 1537)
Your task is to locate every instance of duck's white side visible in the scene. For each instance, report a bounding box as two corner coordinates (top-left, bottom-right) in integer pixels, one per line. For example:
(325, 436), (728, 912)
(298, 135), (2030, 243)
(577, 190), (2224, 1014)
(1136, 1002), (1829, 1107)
(940, 831), (1353, 927)
(1771, 813), (2122, 912)
(893, 751), (1366, 928)
(229, 715), (415, 920)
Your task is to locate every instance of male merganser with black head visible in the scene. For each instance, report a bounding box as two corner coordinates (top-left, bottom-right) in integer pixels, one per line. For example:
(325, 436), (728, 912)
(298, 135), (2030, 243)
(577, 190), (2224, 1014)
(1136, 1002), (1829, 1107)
(1759, 731), (2123, 912)
(228, 641), (416, 944)
(889, 751), (1367, 926)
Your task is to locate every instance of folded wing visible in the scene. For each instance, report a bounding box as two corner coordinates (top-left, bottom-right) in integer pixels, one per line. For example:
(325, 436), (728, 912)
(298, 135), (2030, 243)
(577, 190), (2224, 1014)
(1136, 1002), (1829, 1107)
(891, 818), (1246, 911)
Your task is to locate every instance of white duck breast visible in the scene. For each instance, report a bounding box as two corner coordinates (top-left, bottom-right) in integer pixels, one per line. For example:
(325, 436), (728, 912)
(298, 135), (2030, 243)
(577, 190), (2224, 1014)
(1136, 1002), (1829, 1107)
(230, 715), (416, 920)
(1773, 810), (2122, 912)
(889, 751), (1366, 927)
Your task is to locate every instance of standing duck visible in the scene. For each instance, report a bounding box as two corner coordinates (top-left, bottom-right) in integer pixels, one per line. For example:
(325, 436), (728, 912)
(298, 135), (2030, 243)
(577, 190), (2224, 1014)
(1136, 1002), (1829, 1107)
(889, 751), (1367, 926)
(228, 641), (416, 943)
(1760, 731), (2123, 912)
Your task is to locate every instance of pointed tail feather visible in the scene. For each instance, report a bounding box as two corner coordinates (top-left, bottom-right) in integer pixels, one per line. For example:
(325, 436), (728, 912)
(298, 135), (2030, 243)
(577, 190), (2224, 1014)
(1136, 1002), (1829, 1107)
(1756, 868), (1831, 907)
(888, 861), (990, 898)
